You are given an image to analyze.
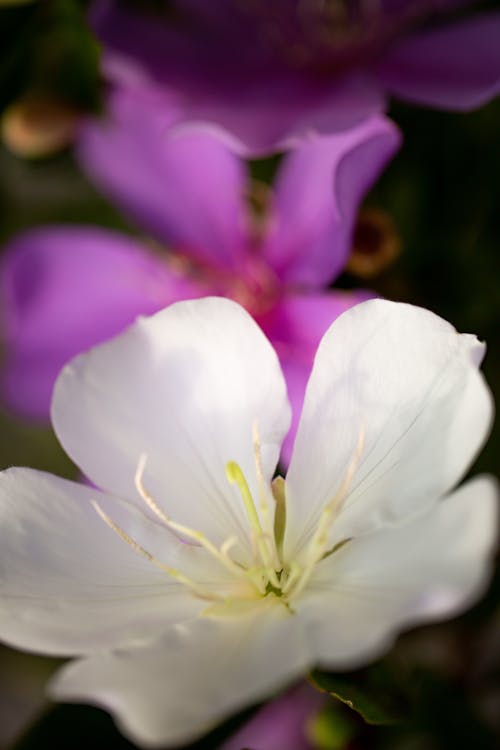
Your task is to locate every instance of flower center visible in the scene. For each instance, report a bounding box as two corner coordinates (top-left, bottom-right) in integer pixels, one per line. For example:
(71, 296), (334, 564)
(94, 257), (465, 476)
(92, 423), (364, 613)
(240, 0), (383, 70)
(238, 0), (437, 74)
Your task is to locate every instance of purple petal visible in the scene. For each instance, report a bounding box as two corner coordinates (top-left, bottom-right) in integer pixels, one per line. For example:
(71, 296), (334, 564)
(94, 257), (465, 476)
(260, 289), (374, 465)
(90, 1), (385, 156)
(0, 227), (198, 419)
(262, 115), (401, 287)
(381, 0), (476, 10)
(78, 86), (250, 270)
(174, 73), (386, 157)
(90, 2), (499, 154)
(90, 0), (254, 83)
(221, 682), (324, 750)
(378, 13), (500, 110)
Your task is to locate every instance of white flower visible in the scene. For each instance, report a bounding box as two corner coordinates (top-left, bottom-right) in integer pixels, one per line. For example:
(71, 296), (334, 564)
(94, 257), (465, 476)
(0, 297), (496, 748)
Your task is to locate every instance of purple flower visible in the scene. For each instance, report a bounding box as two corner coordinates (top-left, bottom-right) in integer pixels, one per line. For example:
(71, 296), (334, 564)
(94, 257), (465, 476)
(90, 0), (500, 154)
(0, 86), (400, 460)
(221, 682), (325, 750)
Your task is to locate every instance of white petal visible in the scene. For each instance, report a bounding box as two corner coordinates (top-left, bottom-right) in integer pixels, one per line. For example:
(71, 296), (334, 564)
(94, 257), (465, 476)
(285, 299), (493, 556)
(52, 298), (290, 556)
(0, 468), (226, 656)
(298, 475), (498, 670)
(50, 606), (312, 748)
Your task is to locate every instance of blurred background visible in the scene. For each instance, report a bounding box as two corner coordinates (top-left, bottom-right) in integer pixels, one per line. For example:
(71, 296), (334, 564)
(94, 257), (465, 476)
(0, 1), (498, 748)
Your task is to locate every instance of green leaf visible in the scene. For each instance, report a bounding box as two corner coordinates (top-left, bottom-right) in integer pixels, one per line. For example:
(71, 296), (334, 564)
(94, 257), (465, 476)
(309, 663), (411, 726)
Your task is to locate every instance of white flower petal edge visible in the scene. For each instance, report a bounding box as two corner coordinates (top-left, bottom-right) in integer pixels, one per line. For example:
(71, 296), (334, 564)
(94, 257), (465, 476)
(50, 606), (312, 748)
(49, 477), (497, 747)
(297, 475), (498, 669)
(0, 468), (222, 656)
(51, 297), (291, 556)
(285, 299), (493, 558)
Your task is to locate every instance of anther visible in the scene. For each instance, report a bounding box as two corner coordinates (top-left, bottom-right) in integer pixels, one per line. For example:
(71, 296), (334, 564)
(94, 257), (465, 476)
(226, 459), (280, 588)
(226, 461), (262, 533)
(134, 455), (249, 582)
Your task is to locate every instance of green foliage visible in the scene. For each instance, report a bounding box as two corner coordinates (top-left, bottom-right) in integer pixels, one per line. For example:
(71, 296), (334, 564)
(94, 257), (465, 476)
(310, 663), (412, 726)
(0, 0), (101, 113)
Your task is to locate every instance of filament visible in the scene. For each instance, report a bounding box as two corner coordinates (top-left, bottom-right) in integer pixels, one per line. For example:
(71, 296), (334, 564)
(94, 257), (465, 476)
(284, 423), (365, 599)
(135, 454), (248, 581)
(226, 459), (280, 587)
(91, 500), (222, 601)
(252, 420), (281, 569)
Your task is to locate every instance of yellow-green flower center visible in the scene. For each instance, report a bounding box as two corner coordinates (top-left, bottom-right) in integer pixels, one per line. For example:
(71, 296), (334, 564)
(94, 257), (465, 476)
(92, 423), (364, 613)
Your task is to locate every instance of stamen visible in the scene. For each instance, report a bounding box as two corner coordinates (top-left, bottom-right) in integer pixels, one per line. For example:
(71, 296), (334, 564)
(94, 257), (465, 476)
(321, 537), (352, 560)
(286, 423), (365, 599)
(226, 460), (280, 587)
(91, 500), (222, 601)
(220, 535), (238, 558)
(319, 422), (365, 528)
(134, 453), (172, 527)
(252, 420), (281, 569)
(281, 561), (301, 596)
(271, 476), (286, 561)
(244, 566), (267, 596)
(226, 460), (262, 534)
(135, 455), (248, 582)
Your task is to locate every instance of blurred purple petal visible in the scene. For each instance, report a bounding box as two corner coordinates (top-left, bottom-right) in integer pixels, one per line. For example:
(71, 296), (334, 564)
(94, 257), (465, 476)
(90, 0), (257, 86)
(262, 115), (401, 286)
(261, 289), (374, 464)
(90, 1), (500, 155)
(0, 227), (197, 419)
(221, 682), (324, 750)
(90, 1), (386, 155)
(378, 13), (500, 110)
(78, 86), (250, 270)
(174, 74), (386, 157)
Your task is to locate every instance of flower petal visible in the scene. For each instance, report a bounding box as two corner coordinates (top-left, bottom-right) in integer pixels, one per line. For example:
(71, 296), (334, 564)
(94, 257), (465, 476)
(174, 74), (386, 157)
(262, 289), (374, 465)
(221, 682), (323, 750)
(299, 475), (498, 670)
(52, 297), (291, 554)
(90, 1), (386, 156)
(78, 86), (250, 270)
(50, 606), (312, 748)
(262, 115), (401, 286)
(285, 299), (493, 556)
(378, 13), (500, 111)
(0, 227), (194, 419)
(0, 468), (211, 657)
